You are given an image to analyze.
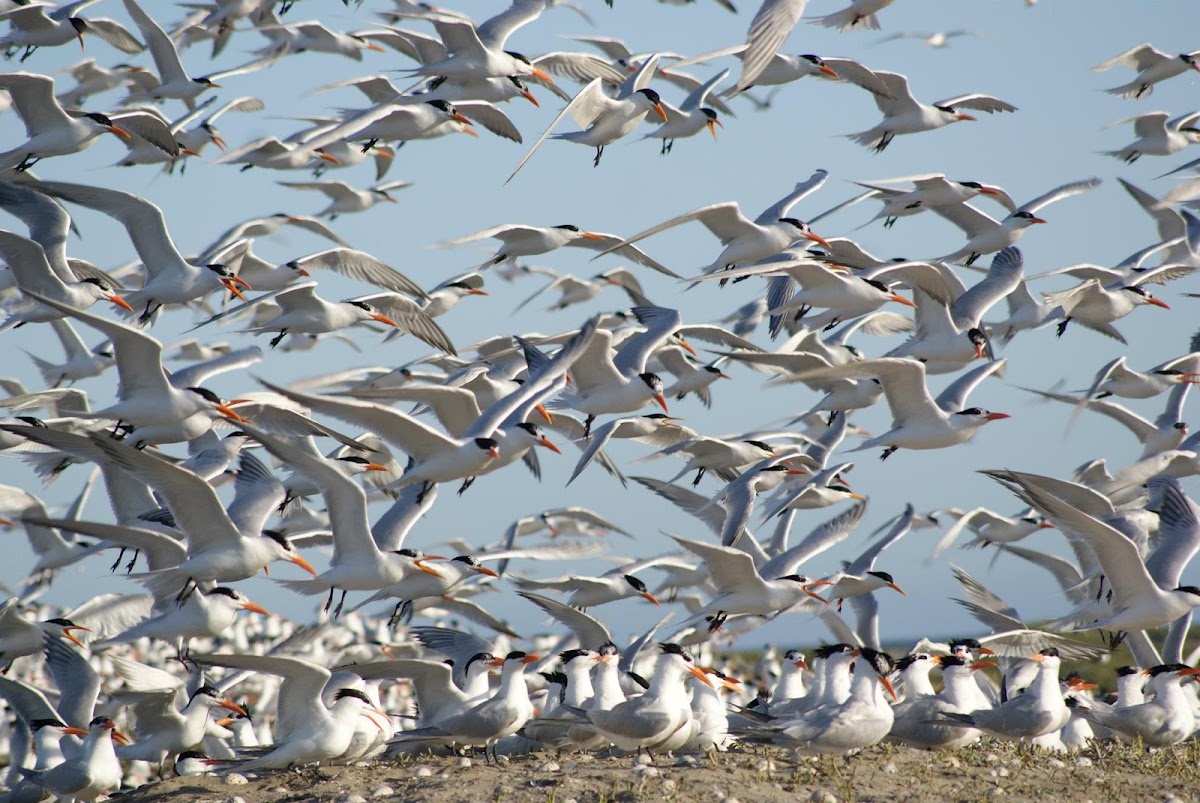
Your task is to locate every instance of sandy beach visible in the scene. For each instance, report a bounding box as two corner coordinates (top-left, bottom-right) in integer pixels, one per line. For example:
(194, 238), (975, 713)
(118, 741), (1200, 803)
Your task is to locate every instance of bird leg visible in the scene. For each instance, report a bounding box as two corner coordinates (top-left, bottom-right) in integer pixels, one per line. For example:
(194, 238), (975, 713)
(269, 329), (289, 349)
(963, 252), (981, 267)
(826, 410), (839, 426)
(414, 481), (434, 504)
(692, 467), (706, 486)
(360, 138), (378, 154)
(14, 154), (40, 172)
(822, 318), (841, 331)
(174, 577), (197, 605)
(879, 446), (897, 461)
(1056, 318), (1071, 338)
(872, 133), (893, 154)
(137, 301), (161, 325)
(582, 414), (596, 439)
(883, 216), (897, 229)
(323, 586), (335, 614)
(593, 146), (604, 167)
(110, 548), (127, 573)
(332, 589), (348, 618)
(792, 304), (811, 321)
(126, 549), (140, 573)
(19, 46), (37, 63)
(239, 164), (254, 172)
(457, 476), (476, 495)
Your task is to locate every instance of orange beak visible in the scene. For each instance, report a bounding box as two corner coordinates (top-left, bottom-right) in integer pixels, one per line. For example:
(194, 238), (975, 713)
(62, 625), (91, 649)
(181, 147), (201, 157)
(364, 462), (389, 472)
(954, 113), (977, 121)
(978, 187), (1001, 196)
(653, 103), (668, 123)
(531, 68), (556, 86)
(880, 676), (898, 701)
(415, 559), (445, 578)
(296, 268), (311, 277)
(221, 277), (248, 302)
(677, 337), (698, 356)
(61, 726), (88, 737)
(653, 393), (669, 413)
(803, 582), (830, 604)
(1029, 216), (1047, 224)
(537, 436), (561, 455)
(366, 43), (385, 52)
(706, 119), (723, 141)
(219, 699), (249, 716)
(370, 313), (399, 327)
(979, 647), (996, 656)
(535, 403), (552, 424)
(984, 412), (1011, 421)
(241, 602), (270, 616)
(467, 288), (489, 296)
(820, 64), (840, 79)
(318, 152), (341, 164)
(112, 729), (131, 745)
(288, 554), (318, 575)
(579, 231), (606, 240)
(107, 294), (135, 312)
(974, 341), (987, 359)
(688, 664), (714, 687)
(1039, 521), (1055, 529)
(970, 660), (998, 670)
(474, 565), (500, 577)
(487, 446), (500, 459)
(796, 658), (809, 670)
(1147, 297), (1170, 309)
(106, 125), (132, 139)
(803, 231), (832, 249)
(522, 653), (541, 664)
(519, 89), (539, 107)
(216, 404), (251, 424)
(210, 134), (227, 151)
(459, 127), (479, 138)
(450, 112), (474, 127)
(888, 293), (916, 308)
(640, 590), (660, 606)
(887, 582), (905, 596)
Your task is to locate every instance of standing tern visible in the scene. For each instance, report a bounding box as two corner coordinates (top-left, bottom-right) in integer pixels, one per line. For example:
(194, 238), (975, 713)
(1092, 44), (1200, 99)
(508, 55), (669, 177)
(796, 358), (1009, 460)
(940, 649), (1069, 740)
(846, 71), (1016, 153)
(21, 716), (128, 803)
(1074, 664), (1200, 747)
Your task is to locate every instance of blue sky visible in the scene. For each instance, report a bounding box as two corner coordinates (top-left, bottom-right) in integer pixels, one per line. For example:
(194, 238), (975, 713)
(0, 0), (1197, 651)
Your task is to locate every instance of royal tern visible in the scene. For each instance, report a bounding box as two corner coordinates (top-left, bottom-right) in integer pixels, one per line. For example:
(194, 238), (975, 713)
(1044, 265), (1189, 342)
(432, 222), (676, 277)
(387, 651), (538, 761)
(940, 649), (1069, 739)
(0, 72), (137, 172)
(810, 0), (895, 31)
(513, 564), (661, 609)
(1075, 664), (1200, 747)
(191, 653), (387, 770)
(846, 71), (1015, 153)
(93, 586), (268, 660)
(887, 655), (992, 750)
(745, 648), (897, 755)
(0, 1), (142, 61)
(932, 178), (1100, 265)
(1093, 44), (1200, 99)
(640, 68), (728, 154)
(276, 179), (411, 220)
(508, 55), (669, 176)
(668, 44), (890, 99)
(876, 29), (978, 48)
(797, 357), (1008, 460)
(1104, 111), (1200, 163)
(852, 173), (1017, 229)
(991, 470), (1200, 634)
(20, 716), (128, 803)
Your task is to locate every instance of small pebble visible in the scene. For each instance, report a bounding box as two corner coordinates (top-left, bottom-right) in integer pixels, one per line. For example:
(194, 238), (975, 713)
(985, 753), (1000, 764)
(675, 755), (699, 767)
(988, 789), (1006, 799)
(988, 769), (1000, 778)
(944, 757), (962, 770)
(810, 791), (838, 803)
(633, 753), (653, 766)
(1164, 795), (1184, 803)
(458, 758), (473, 768)
(372, 786), (395, 799)
(271, 788), (287, 795)
(1075, 757), (1093, 768)
(537, 761), (561, 772)
(338, 795), (367, 803)
(881, 762), (898, 775)
(223, 774), (249, 786)
(633, 765), (659, 778)
(1046, 759), (1066, 770)
(227, 797), (247, 803)
(662, 779), (677, 793)
(756, 758), (776, 773)
(414, 766), (433, 778)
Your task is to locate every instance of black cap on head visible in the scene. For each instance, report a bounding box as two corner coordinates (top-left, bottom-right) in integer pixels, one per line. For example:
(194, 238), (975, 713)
(334, 688), (372, 704)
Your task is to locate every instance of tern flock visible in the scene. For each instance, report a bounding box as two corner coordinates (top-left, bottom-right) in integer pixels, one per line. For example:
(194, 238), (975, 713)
(0, 0), (1198, 797)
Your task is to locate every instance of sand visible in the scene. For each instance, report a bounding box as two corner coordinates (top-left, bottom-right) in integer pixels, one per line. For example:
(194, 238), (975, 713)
(116, 740), (1200, 803)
